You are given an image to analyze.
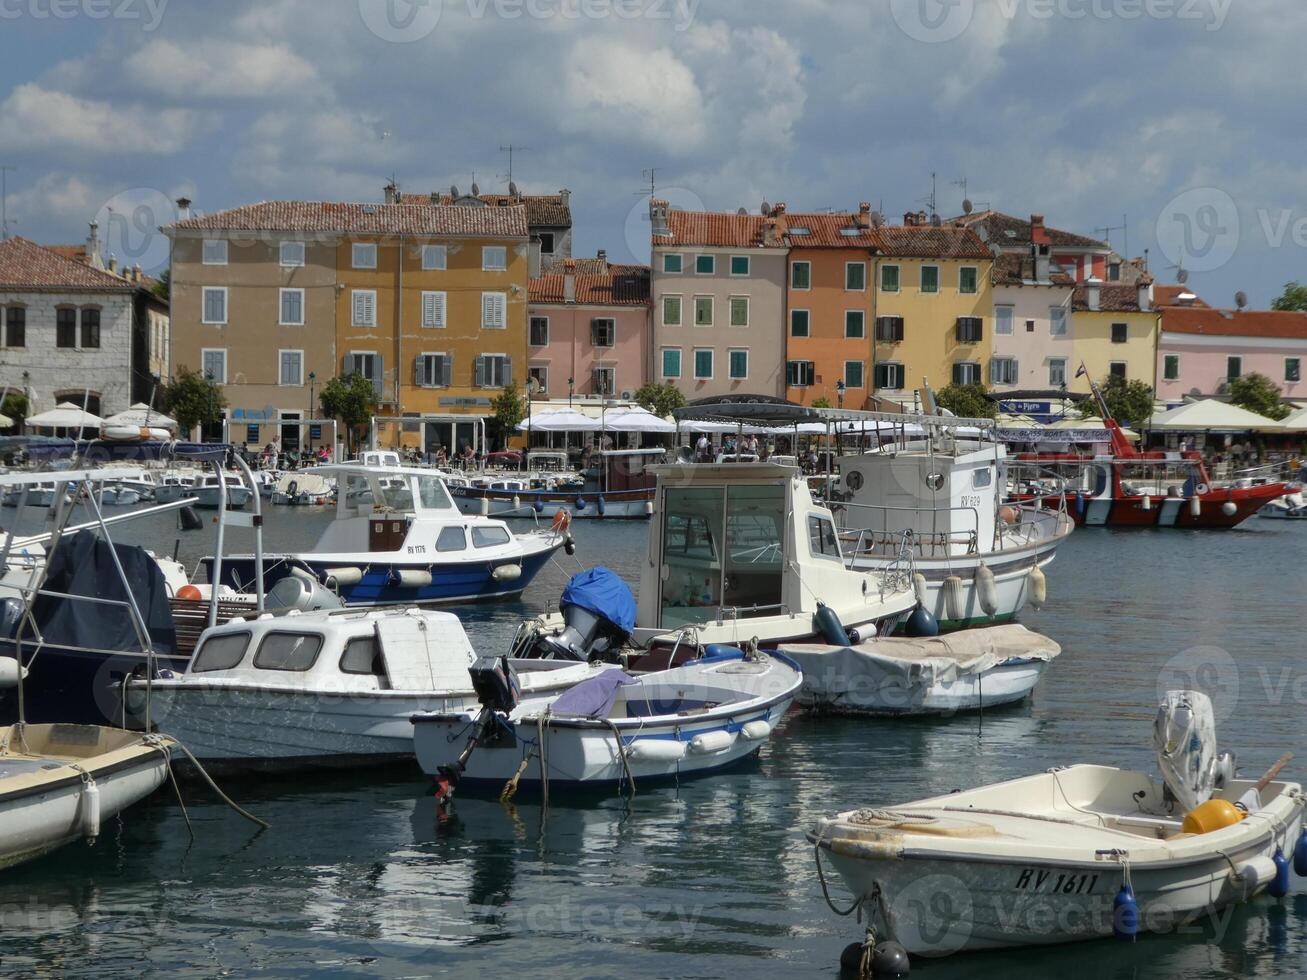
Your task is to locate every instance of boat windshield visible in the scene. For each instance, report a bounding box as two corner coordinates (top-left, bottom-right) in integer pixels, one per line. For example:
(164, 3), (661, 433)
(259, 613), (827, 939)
(339, 471), (453, 515)
(414, 475), (454, 511)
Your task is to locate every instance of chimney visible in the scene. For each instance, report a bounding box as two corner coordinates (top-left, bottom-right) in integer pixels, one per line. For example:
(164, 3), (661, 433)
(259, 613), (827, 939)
(429, 191), (439, 205)
(763, 217), (781, 248)
(596, 248), (607, 272)
(132, 263), (142, 283)
(1030, 213), (1050, 246)
(175, 197), (191, 220)
(649, 199), (670, 238)
(559, 188), (571, 208)
(86, 221), (104, 270)
(1177, 290), (1197, 306)
(772, 201), (787, 216)
(903, 210), (927, 227)
(528, 238), (541, 278)
(1034, 243), (1051, 284)
(1137, 281), (1151, 312)
(856, 201), (871, 229)
(563, 258), (576, 304)
(1085, 276), (1102, 312)
(108, 253), (118, 274)
(383, 181), (398, 205)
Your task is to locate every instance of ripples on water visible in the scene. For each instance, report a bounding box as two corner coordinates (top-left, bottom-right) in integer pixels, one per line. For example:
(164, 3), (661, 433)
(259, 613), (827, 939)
(3, 506), (1307, 977)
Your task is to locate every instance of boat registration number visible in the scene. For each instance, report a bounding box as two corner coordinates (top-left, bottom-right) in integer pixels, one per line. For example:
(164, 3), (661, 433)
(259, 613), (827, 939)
(1014, 869), (1099, 895)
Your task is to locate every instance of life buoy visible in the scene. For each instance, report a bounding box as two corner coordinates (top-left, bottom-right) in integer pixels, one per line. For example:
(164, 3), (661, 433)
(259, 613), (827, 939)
(551, 509), (571, 533)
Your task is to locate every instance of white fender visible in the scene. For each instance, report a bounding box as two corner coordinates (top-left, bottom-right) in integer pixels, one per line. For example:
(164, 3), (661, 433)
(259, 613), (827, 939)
(975, 564), (998, 616)
(688, 729), (736, 755)
(1027, 565), (1047, 610)
(81, 779), (101, 839)
(512, 495), (521, 511)
(626, 739), (686, 762)
(395, 569), (433, 588)
(1234, 855), (1277, 897)
(740, 720), (772, 741)
(943, 575), (965, 622)
(479, 497), (490, 516)
(492, 564), (522, 582)
(1221, 500), (1238, 517)
(1140, 494), (1152, 511)
(323, 566), (363, 586)
(0, 657), (25, 688)
(912, 572), (929, 607)
(1190, 495), (1202, 517)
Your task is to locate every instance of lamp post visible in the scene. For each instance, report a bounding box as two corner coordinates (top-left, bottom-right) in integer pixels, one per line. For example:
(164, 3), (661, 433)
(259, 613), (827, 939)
(568, 375), (575, 408)
(204, 370), (215, 443)
(525, 376), (538, 459)
(836, 379), (846, 410)
(308, 371), (316, 451)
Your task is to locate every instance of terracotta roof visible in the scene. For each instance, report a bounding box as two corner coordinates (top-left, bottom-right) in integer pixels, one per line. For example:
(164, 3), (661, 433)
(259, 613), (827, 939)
(1071, 282), (1150, 313)
(1153, 283), (1211, 308)
(399, 192), (570, 227)
(782, 213), (880, 249)
(167, 201), (528, 237)
(1160, 306), (1307, 339)
(47, 244), (88, 263)
(529, 263), (650, 306)
(991, 252), (1075, 287)
(657, 209), (775, 248)
(0, 237), (135, 292)
(874, 225), (993, 260)
(956, 210), (1109, 250)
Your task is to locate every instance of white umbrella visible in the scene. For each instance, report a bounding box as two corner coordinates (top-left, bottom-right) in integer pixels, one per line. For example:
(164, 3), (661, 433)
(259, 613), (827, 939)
(517, 408), (601, 432)
(1148, 399), (1283, 433)
(600, 406), (676, 433)
(1276, 406), (1307, 432)
(104, 403), (179, 433)
(25, 402), (103, 431)
(0, 413), (12, 428)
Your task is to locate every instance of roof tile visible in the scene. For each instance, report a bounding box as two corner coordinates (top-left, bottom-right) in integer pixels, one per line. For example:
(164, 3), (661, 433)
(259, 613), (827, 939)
(1160, 306), (1307, 339)
(957, 210), (1109, 250)
(0, 237), (135, 291)
(167, 201), (529, 237)
(529, 263), (650, 306)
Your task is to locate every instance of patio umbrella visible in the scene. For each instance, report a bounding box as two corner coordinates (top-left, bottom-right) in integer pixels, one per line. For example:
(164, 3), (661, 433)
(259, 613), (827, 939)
(517, 408), (601, 432)
(1148, 399), (1284, 434)
(1275, 406), (1307, 432)
(103, 402), (179, 433)
(0, 413), (12, 428)
(25, 402), (103, 431)
(600, 406), (676, 433)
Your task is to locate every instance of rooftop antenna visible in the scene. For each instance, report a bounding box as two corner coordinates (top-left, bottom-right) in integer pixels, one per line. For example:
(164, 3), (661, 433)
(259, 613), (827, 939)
(636, 167), (658, 200)
(1095, 214), (1128, 259)
(919, 171), (938, 218)
(0, 166), (14, 239)
(1170, 262), (1189, 286)
(498, 144), (530, 187)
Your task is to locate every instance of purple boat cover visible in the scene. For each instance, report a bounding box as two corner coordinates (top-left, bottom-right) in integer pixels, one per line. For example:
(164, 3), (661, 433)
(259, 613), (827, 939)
(549, 670), (638, 719)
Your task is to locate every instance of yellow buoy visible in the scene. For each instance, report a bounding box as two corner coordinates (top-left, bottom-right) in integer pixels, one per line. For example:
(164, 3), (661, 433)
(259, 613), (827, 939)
(1182, 798), (1245, 835)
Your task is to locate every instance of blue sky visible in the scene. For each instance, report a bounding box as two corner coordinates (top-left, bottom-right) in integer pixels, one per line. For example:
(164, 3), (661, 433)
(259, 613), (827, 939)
(0, 0), (1302, 306)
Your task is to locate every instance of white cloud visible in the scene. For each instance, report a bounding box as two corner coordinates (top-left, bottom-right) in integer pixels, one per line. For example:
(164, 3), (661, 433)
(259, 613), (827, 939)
(0, 83), (192, 153)
(124, 39), (319, 98)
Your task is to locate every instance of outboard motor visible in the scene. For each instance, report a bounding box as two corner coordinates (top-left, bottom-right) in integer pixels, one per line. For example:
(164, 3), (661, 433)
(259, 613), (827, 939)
(266, 574), (343, 613)
(435, 655), (520, 806)
(469, 655), (520, 713)
(1154, 690), (1225, 812)
(0, 597), (24, 639)
(532, 567), (635, 663)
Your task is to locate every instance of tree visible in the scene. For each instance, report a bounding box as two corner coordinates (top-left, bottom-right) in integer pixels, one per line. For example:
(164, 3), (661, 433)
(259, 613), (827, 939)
(810, 396), (832, 409)
(633, 382), (686, 419)
(1078, 375), (1154, 428)
(152, 268), (170, 303)
(1229, 372), (1290, 420)
(0, 391), (27, 431)
(162, 366), (225, 437)
(488, 381), (524, 450)
(319, 373), (377, 452)
(934, 383), (997, 419)
(1272, 281), (1307, 312)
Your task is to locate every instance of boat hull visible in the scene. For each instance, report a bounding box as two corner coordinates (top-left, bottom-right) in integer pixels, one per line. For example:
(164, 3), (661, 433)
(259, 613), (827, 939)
(194, 487), (252, 510)
(791, 657), (1048, 716)
(1032, 485), (1286, 528)
(0, 643), (188, 726)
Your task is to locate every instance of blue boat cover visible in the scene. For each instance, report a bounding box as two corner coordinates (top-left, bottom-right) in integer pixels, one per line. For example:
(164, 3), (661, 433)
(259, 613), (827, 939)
(549, 669), (637, 719)
(560, 566), (636, 634)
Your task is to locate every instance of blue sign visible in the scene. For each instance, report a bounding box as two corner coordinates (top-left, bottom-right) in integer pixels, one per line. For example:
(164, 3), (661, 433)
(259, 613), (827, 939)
(309, 424), (322, 440)
(245, 425), (260, 444)
(999, 400), (1060, 424)
(232, 407), (278, 422)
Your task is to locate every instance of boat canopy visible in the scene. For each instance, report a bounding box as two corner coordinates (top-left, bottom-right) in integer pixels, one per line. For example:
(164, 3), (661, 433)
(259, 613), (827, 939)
(561, 567), (636, 634)
(311, 463), (455, 518)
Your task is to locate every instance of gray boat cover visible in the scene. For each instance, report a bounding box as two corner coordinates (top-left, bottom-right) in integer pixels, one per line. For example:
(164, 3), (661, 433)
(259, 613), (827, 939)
(549, 670), (637, 719)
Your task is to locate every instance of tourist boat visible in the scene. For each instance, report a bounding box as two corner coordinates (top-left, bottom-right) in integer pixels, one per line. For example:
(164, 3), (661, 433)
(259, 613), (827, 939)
(133, 607), (617, 772)
(450, 448), (662, 520)
(1258, 491), (1307, 520)
(832, 412), (1072, 631)
(0, 723), (173, 870)
(203, 463), (568, 607)
(778, 624), (1061, 715)
(412, 646), (801, 798)
(194, 473), (254, 510)
(809, 690), (1305, 956)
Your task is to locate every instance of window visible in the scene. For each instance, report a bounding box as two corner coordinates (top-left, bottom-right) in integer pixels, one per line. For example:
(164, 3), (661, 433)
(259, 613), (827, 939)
(80, 308), (100, 348)
(538, 233), (555, 255)
(5, 307), (24, 347)
(959, 266), (978, 294)
(476, 354), (512, 387)
(421, 291), (447, 329)
(808, 515), (840, 559)
(527, 365), (548, 393)
(1110, 361), (1127, 380)
(280, 242), (305, 267)
(202, 239), (227, 265)
(340, 636), (382, 675)
(478, 246), (505, 271)
(729, 296), (749, 327)
(1287, 358), (1301, 383)
(955, 316), (983, 343)
(846, 262), (866, 291)
(662, 295), (682, 326)
(790, 309), (810, 338)
(730, 255), (750, 276)
(436, 526), (467, 552)
(279, 288), (304, 326)
(481, 292), (507, 329)
(591, 366), (615, 395)
(201, 348), (227, 384)
(661, 348), (682, 379)
(952, 361), (981, 385)
(1108, 262), (1122, 281)
(844, 360), (864, 389)
(1111, 322), (1128, 344)
(875, 362), (905, 390)
(202, 287), (227, 324)
(791, 261), (811, 289)
(996, 306), (1014, 335)
(694, 296), (713, 327)
(1027, 319), (1036, 333)
(875, 315), (904, 342)
(422, 245), (447, 270)
(1049, 358), (1068, 386)
(786, 360), (815, 387)
(695, 255), (715, 275)
(277, 350), (303, 386)
(352, 243), (377, 269)
(1163, 355), (1180, 381)
(693, 349), (714, 379)
(880, 264), (900, 292)
(190, 632), (249, 673)
(352, 289), (376, 327)
(415, 353), (451, 388)
(529, 316), (549, 346)
(1227, 356), (1242, 380)
(591, 318), (615, 347)
(845, 311), (865, 339)
(345, 352), (380, 397)
(989, 356), (1018, 385)
(921, 266), (939, 293)
(663, 253), (682, 273)
(472, 526), (512, 548)
(253, 632), (323, 672)
(56, 307), (76, 348)
(1050, 307), (1067, 336)
(729, 349), (748, 380)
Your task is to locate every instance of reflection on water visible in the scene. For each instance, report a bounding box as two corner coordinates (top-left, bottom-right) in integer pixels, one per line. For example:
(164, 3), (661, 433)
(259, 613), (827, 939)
(2, 512), (1307, 977)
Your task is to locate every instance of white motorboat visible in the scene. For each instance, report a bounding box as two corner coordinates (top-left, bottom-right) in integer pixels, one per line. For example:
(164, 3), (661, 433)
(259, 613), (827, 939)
(270, 471), (333, 506)
(152, 470), (201, 504)
(1258, 492), (1307, 520)
(2, 481), (70, 508)
(134, 606), (616, 772)
(0, 724), (173, 870)
(779, 623), (1060, 715)
(194, 473), (253, 510)
(413, 647), (801, 799)
(99, 484), (142, 506)
(809, 691), (1306, 956)
(450, 449), (659, 521)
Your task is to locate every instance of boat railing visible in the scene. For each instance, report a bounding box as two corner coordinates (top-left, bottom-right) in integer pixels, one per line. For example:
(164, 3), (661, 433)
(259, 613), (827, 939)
(873, 530), (918, 598)
(835, 500), (982, 559)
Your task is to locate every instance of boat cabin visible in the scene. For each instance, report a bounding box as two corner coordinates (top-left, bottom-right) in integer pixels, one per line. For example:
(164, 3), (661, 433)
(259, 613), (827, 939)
(600, 448), (664, 492)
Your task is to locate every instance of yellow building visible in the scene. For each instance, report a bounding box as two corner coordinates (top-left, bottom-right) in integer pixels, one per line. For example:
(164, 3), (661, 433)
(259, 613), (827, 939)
(870, 219), (995, 404)
(1069, 280), (1159, 391)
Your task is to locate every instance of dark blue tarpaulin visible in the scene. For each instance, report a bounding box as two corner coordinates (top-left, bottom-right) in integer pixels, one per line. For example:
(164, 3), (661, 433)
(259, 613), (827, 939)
(560, 567), (636, 634)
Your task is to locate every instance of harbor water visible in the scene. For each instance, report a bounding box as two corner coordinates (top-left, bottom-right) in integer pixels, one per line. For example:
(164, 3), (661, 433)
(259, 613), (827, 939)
(2, 507), (1306, 978)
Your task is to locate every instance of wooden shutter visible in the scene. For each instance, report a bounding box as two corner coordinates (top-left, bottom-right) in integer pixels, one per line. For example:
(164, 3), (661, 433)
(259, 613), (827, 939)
(372, 354), (384, 398)
(503, 356), (513, 386)
(441, 355), (453, 387)
(422, 292), (445, 328)
(414, 357), (424, 386)
(474, 356), (486, 387)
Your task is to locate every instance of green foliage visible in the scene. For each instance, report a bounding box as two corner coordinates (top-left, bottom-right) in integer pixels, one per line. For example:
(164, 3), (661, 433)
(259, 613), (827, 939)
(0, 392), (27, 430)
(1271, 281), (1307, 312)
(633, 382), (686, 419)
(488, 381), (525, 448)
(152, 268), (170, 302)
(162, 366), (225, 434)
(810, 396), (833, 409)
(1228, 372), (1290, 420)
(934, 383), (997, 420)
(1078, 375), (1155, 428)
(319, 374), (377, 449)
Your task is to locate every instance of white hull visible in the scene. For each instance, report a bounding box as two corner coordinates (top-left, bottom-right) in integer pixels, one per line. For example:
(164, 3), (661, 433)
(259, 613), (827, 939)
(793, 658), (1048, 715)
(195, 486), (252, 509)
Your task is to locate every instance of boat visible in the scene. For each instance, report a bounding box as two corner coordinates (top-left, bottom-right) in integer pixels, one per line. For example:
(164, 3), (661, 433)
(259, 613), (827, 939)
(0, 723), (174, 870)
(450, 448), (662, 520)
(832, 412), (1072, 631)
(779, 623), (1060, 715)
(152, 470), (200, 504)
(194, 473), (254, 510)
(2, 481), (71, 508)
(202, 463), (569, 607)
(809, 690), (1306, 956)
(98, 484), (142, 506)
(412, 645), (802, 799)
(1258, 491), (1307, 520)
(133, 606), (618, 773)
(270, 471), (333, 506)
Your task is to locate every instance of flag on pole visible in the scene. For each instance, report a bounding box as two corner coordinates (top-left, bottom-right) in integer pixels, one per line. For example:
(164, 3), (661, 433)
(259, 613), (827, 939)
(1075, 363), (1088, 379)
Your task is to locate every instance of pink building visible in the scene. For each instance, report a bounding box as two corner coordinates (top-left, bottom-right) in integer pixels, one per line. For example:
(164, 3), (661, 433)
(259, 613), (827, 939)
(527, 255), (651, 400)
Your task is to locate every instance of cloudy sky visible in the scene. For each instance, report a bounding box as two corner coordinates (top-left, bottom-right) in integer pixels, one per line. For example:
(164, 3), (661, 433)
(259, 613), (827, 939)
(0, 0), (1302, 305)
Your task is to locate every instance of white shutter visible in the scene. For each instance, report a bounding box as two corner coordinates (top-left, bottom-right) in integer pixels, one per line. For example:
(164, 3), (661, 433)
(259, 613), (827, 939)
(422, 291), (446, 329)
(353, 290), (376, 327)
(482, 292), (506, 329)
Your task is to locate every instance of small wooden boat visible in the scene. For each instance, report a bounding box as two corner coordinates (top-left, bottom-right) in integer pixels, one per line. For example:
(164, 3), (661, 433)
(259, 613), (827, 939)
(0, 724), (173, 870)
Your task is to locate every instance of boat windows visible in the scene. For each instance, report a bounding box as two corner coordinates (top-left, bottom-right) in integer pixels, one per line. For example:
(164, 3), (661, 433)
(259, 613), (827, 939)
(340, 635), (385, 676)
(415, 475), (453, 511)
(472, 526), (511, 548)
(190, 632), (251, 673)
(436, 526), (467, 552)
(253, 632), (324, 672)
(973, 469), (992, 489)
(808, 515), (840, 560)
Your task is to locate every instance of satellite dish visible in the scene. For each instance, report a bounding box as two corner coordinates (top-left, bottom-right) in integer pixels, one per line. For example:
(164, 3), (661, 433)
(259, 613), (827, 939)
(761, 201), (771, 215)
(871, 211), (884, 228)
(931, 214), (943, 227)
(509, 180), (519, 197)
(450, 185), (460, 199)
(975, 225), (989, 242)
(471, 181), (480, 196)
(1235, 290), (1248, 309)
(962, 198), (974, 215)
(737, 207), (748, 216)
(1177, 268), (1189, 285)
